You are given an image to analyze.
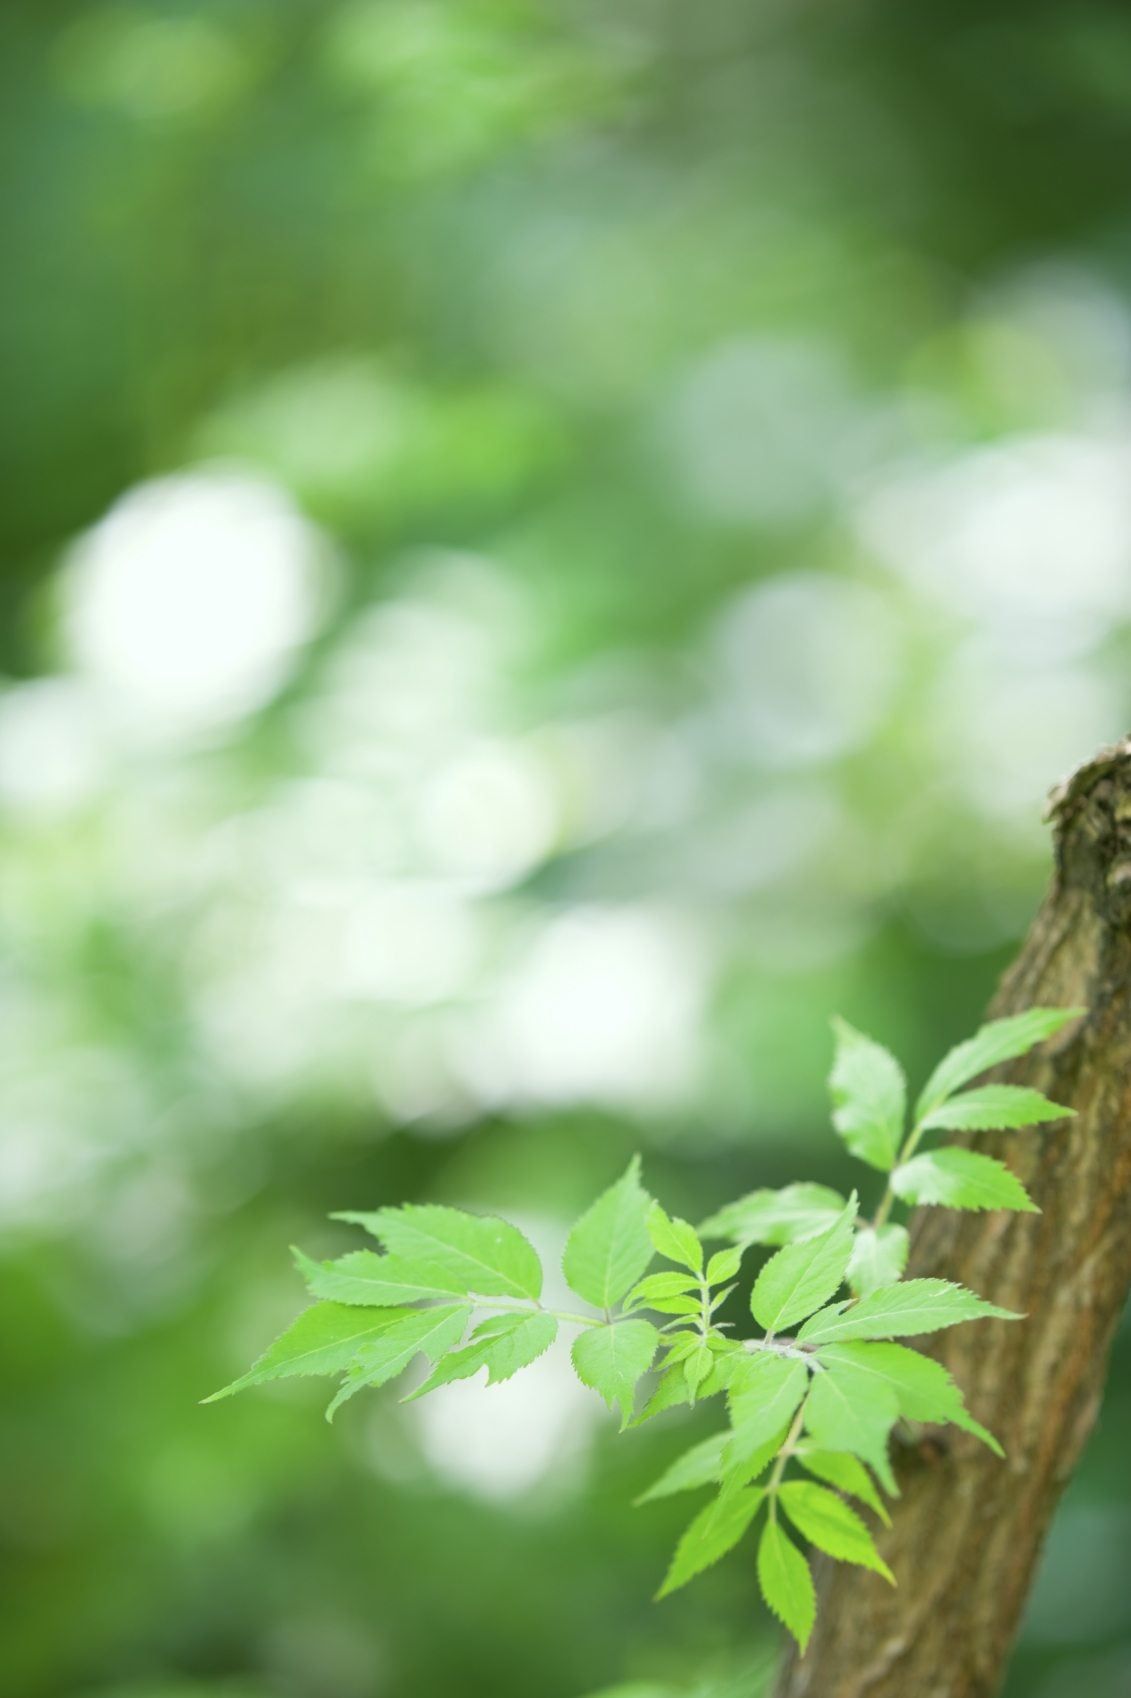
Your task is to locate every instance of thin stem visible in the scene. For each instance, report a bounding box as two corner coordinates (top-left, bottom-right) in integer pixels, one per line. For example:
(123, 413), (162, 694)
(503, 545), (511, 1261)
(768, 1401), (808, 1495)
(871, 1115), (931, 1230)
(483, 1296), (603, 1329)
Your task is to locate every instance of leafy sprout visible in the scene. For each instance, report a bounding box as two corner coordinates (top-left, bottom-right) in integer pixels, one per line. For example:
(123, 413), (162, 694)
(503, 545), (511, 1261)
(205, 1006), (1080, 1653)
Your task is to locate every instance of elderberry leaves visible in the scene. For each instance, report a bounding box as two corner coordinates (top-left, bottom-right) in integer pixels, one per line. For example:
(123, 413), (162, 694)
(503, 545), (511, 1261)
(563, 1156), (653, 1310)
(204, 1302), (428, 1402)
(797, 1278), (1019, 1345)
(749, 1197), (857, 1334)
(918, 1084), (1071, 1135)
(572, 1319), (660, 1427)
(658, 1487), (765, 1598)
(846, 1223), (909, 1296)
(778, 1481), (893, 1582)
(892, 1148), (1038, 1214)
(915, 1007), (1082, 1121)
(404, 1311), (558, 1403)
(699, 1182), (845, 1248)
(757, 1518), (816, 1652)
(332, 1203), (543, 1301)
(326, 1303), (473, 1419)
(725, 1355), (807, 1468)
(828, 1020), (905, 1172)
(207, 1003), (1082, 1657)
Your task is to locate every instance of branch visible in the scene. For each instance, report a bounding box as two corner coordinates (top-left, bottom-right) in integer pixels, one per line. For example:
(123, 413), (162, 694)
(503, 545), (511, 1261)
(773, 738), (1131, 1698)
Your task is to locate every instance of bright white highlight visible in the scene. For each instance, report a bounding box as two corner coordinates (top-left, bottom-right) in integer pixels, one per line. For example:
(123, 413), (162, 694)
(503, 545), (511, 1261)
(63, 469), (328, 733)
(0, 679), (108, 816)
(417, 738), (558, 890)
(481, 907), (707, 1107)
(412, 1332), (594, 1499)
(714, 572), (902, 766)
(858, 433), (1131, 656)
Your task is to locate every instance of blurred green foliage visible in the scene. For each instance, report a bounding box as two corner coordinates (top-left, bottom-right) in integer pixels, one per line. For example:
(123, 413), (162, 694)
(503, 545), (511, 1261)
(3, 2), (1131, 1696)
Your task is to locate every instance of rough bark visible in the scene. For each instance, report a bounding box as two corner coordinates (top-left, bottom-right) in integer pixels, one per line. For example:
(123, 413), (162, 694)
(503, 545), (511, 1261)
(773, 738), (1131, 1698)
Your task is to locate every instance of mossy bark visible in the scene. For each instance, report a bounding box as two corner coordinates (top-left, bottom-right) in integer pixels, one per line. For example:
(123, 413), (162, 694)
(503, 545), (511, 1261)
(773, 739), (1131, 1698)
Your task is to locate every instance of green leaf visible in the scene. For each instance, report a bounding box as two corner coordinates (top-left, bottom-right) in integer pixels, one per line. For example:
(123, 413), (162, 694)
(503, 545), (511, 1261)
(203, 1303), (418, 1402)
(725, 1355), (808, 1468)
(293, 1247), (475, 1307)
(685, 1343), (714, 1399)
(916, 1007), (1083, 1121)
(750, 1196), (857, 1333)
(705, 1246), (744, 1286)
(846, 1224), (909, 1297)
(631, 1362), (693, 1426)
(562, 1157), (654, 1309)
(829, 1019), (906, 1172)
(803, 1357), (898, 1492)
(891, 1148), (1038, 1213)
(797, 1279), (1020, 1345)
(778, 1480), (894, 1581)
(326, 1303), (472, 1418)
(662, 1331), (704, 1366)
(817, 1341), (1002, 1455)
(628, 1345), (737, 1428)
(757, 1517), (816, 1652)
(657, 1488), (764, 1598)
(721, 1424), (791, 1491)
(331, 1204), (543, 1300)
(636, 1432), (729, 1503)
(919, 1085), (1071, 1134)
(572, 1319), (659, 1426)
(648, 1202), (704, 1272)
(650, 1295), (704, 1317)
(403, 1310), (558, 1403)
(794, 1447), (890, 1524)
(624, 1272), (701, 1312)
(699, 1183), (845, 1247)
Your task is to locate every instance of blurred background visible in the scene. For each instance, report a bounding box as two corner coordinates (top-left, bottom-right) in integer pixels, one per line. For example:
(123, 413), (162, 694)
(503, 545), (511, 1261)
(3, 2), (1131, 1696)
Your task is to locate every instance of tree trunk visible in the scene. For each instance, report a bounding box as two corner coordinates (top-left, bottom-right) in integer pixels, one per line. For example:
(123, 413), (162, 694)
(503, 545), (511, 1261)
(773, 739), (1131, 1698)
